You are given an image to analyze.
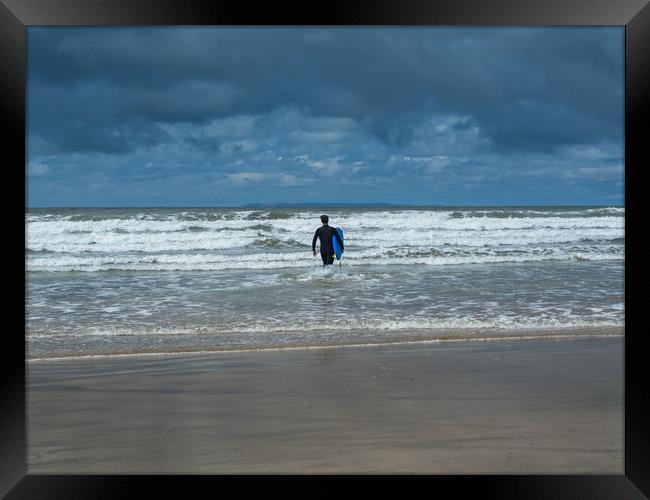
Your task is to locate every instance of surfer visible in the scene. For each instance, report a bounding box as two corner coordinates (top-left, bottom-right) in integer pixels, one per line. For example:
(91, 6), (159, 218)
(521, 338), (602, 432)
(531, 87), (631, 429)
(312, 215), (344, 266)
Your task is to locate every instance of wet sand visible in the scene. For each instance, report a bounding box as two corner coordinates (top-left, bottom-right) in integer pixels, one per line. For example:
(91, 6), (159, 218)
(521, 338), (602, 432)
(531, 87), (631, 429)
(27, 335), (623, 474)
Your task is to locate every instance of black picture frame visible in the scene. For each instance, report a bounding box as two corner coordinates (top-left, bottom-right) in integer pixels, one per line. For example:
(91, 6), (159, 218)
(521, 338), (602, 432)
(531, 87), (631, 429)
(3, 0), (648, 497)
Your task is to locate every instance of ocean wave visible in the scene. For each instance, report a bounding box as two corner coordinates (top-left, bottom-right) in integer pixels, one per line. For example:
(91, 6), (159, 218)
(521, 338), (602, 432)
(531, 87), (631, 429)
(27, 222), (623, 250)
(26, 207), (624, 272)
(27, 318), (624, 340)
(26, 250), (623, 272)
(449, 207), (624, 219)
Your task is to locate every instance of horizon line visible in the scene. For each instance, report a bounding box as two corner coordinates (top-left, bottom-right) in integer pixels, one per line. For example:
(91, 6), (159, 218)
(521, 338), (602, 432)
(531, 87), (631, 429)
(26, 203), (625, 209)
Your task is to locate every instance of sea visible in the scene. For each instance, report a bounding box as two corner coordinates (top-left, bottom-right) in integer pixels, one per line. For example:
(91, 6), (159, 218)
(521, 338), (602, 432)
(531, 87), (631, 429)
(25, 206), (625, 359)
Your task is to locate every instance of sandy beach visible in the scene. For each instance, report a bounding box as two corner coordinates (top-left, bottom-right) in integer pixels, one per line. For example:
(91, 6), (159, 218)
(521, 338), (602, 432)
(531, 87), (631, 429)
(26, 334), (623, 474)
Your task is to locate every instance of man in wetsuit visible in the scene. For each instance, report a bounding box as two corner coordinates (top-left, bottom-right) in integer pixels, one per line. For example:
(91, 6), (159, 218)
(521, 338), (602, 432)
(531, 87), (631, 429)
(312, 214), (344, 266)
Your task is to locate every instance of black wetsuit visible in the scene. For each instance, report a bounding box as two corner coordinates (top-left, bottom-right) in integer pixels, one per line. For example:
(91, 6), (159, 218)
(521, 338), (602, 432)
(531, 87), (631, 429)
(312, 224), (344, 266)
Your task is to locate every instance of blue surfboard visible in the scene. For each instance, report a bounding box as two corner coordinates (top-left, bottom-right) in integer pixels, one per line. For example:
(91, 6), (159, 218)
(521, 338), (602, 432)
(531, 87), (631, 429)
(333, 227), (344, 260)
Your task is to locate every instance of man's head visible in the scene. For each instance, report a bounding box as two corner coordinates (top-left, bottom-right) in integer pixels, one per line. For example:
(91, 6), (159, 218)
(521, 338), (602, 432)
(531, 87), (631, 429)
(320, 214), (329, 225)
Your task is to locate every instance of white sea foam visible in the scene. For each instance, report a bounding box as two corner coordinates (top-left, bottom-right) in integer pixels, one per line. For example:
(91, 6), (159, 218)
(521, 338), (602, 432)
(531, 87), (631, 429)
(27, 317), (623, 339)
(26, 207), (624, 272)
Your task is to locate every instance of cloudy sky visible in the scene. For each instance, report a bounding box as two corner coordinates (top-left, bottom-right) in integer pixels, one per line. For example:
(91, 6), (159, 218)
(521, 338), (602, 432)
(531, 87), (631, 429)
(27, 27), (624, 207)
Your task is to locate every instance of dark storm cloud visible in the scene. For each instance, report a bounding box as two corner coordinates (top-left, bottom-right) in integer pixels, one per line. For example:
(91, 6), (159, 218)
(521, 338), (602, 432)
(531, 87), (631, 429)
(26, 27), (624, 207)
(28, 27), (623, 155)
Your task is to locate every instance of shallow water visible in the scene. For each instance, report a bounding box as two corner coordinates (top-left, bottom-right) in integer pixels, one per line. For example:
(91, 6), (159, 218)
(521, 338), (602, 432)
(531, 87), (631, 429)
(26, 206), (624, 358)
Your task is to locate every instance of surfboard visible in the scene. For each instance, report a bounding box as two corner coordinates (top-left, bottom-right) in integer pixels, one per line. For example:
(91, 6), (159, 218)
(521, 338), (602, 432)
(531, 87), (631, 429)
(333, 227), (344, 260)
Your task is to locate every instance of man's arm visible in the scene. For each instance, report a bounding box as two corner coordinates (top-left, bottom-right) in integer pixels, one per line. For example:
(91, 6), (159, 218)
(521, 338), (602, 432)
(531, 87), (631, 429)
(312, 228), (320, 253)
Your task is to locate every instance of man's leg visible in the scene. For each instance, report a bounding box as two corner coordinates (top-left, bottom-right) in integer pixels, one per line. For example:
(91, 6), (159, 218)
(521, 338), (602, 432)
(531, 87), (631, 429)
(321, 252), (334, 266)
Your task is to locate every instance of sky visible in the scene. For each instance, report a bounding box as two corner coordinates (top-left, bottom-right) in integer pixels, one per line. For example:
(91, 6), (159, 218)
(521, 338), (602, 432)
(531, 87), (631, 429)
(26, 27), (624, 207)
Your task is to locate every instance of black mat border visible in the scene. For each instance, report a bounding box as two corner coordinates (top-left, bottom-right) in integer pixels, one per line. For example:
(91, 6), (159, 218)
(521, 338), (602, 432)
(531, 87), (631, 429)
(3, 0), (648, 498)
